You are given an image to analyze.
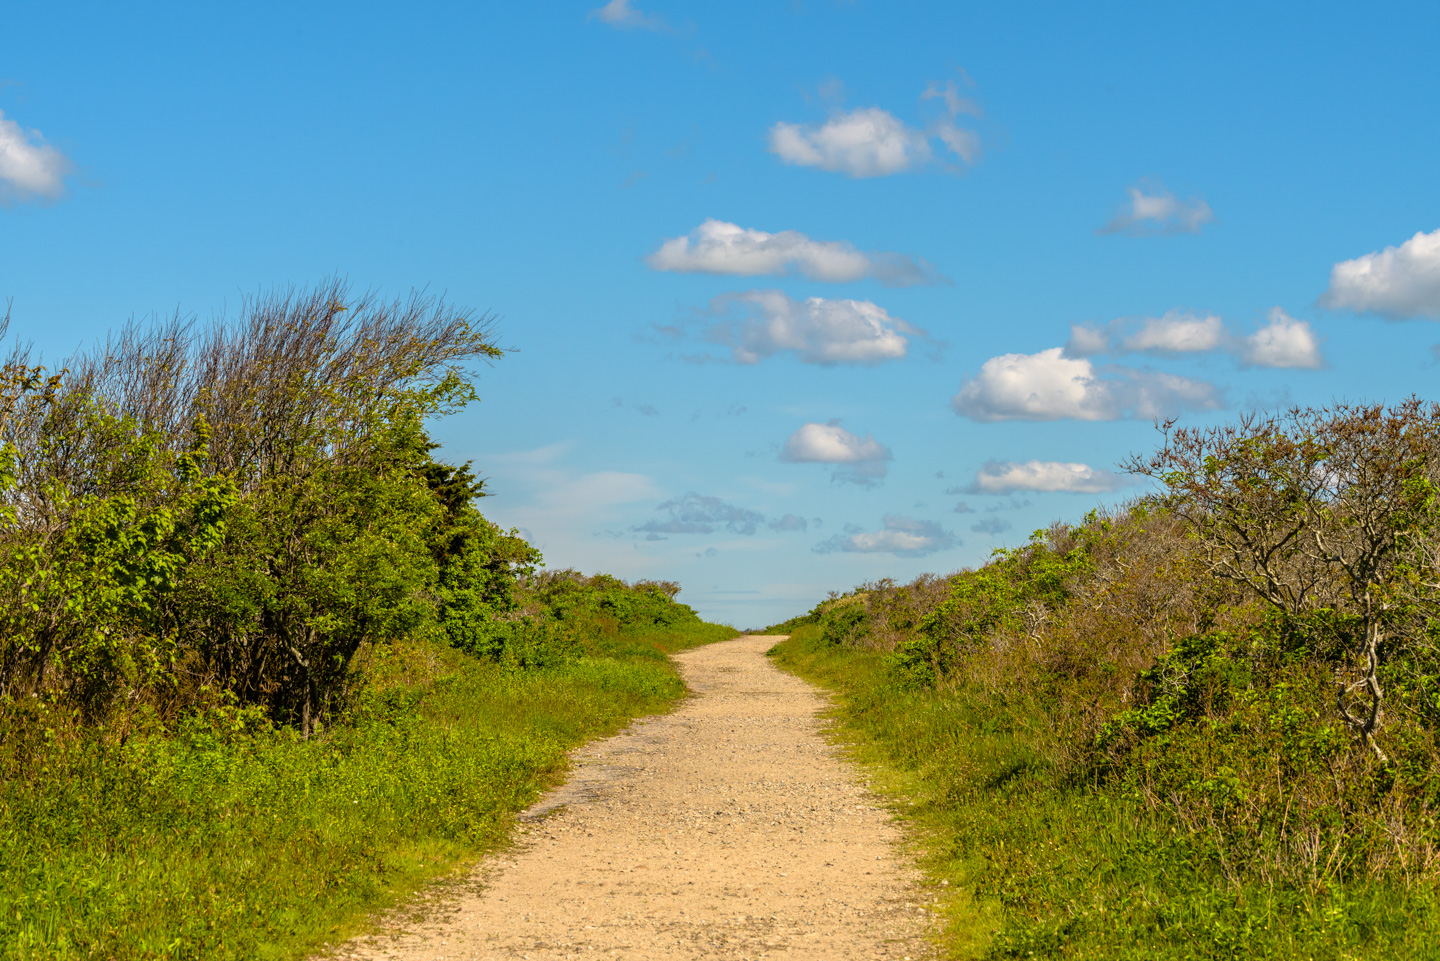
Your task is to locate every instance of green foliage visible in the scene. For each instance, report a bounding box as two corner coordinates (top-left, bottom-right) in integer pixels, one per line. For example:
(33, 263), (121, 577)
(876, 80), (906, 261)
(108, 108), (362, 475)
(0, 283), (535, 734)
(884, 530), (1092, 690)
(771, 631), (1440, 960)
(1, 402), (238, 718)
(492, 570), (734, 666)
(762, 402), (1440, 957)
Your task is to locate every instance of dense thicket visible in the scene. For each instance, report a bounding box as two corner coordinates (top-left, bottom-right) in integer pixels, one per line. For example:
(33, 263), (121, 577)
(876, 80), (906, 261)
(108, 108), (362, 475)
(0, 285), (715, 744)
(775, 401), (1440, 895)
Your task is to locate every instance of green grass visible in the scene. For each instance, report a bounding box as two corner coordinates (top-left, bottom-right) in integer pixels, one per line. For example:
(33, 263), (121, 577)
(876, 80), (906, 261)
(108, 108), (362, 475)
(767, 626), (1440, 961)
(0, 624), (735, 960)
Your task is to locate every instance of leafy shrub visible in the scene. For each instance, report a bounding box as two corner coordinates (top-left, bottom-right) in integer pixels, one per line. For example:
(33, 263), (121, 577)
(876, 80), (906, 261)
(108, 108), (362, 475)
(765, 401), (1440, 954)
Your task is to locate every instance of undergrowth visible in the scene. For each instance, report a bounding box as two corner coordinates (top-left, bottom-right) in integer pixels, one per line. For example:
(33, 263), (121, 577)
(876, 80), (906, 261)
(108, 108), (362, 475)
(770, 620), (1440, 960)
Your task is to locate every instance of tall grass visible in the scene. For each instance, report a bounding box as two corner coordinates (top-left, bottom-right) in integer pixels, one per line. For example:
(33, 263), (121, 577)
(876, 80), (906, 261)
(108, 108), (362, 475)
(1, 621), (733, 960)
(769, 626), (1440, 959)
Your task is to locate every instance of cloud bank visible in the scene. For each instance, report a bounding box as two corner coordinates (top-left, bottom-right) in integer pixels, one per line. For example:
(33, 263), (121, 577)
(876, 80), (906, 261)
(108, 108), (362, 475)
(703, 290), (922, 365)
(647, 219), (944, 286)
(1321, 228), (1440, 320)
(0, 110), (72, 204)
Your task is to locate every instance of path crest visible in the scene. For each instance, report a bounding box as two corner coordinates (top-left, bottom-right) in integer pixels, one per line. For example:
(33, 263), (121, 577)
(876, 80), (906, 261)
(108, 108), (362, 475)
(333, 635), (935, 960)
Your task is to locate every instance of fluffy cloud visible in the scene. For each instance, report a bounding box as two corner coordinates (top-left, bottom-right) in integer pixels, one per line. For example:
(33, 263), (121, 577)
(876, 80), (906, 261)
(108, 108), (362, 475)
(647, 219), (943, 286)
(0, 110), (72, 204)
(704, 290), (921, 365)
(633, 492), (764, 537)
(1321, 228), (1440, 320)
(967, 460), (1130, 494)
(815, 515), (957, 557)
(1099, 182), (1213, 236)
(781, 420), (893, 487)
(587, 0), (665, 30)
(781, 421), (890, 463)
(1067, 308), (1324, 369)
(768, 84), (981, 179)
(952, 348), (1221, 422)
(1240, 308), (1324, 369)
(770, 108), (932, 178)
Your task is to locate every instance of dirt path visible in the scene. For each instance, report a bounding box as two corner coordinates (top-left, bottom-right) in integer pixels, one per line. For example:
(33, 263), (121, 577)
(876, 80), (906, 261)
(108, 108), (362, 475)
(331, 635), (935, 960)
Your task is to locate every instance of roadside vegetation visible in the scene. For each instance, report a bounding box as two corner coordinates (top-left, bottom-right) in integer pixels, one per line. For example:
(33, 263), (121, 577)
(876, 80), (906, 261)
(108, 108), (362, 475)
(0, 287), (735, 959)
(768, 401), (1440, 959)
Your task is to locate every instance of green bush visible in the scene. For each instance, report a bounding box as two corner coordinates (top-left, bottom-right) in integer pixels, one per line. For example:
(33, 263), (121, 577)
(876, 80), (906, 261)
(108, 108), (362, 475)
(764, 401), (1440, 957)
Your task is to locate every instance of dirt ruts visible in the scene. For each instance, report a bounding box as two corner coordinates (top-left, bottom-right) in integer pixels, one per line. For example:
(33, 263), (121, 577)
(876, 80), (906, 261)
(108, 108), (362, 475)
(328, 634), (936, 960)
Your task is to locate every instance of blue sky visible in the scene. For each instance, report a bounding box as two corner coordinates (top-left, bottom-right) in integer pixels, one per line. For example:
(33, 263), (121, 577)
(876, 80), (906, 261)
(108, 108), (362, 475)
(4, 1), (1440, 627)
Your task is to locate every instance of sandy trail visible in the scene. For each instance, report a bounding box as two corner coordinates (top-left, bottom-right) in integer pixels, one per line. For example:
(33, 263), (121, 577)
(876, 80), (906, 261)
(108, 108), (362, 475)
(331, 635), (935, 960)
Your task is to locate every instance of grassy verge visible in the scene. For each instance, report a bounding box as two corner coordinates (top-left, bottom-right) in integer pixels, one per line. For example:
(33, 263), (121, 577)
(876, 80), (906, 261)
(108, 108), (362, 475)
(1, 624), (735, 960)
(768, 626), (1440, 961)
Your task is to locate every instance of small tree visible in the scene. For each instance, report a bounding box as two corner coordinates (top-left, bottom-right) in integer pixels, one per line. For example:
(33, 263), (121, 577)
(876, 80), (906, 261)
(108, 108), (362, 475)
(1127, 400), (1440, 761)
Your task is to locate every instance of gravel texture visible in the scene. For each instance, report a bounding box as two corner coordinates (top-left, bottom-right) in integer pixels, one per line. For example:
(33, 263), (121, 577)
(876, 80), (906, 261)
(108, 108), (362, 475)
(330, 635), (936, 960)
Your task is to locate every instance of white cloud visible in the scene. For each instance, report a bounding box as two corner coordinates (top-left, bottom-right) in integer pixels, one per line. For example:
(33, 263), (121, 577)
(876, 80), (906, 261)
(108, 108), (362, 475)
(815, 515), (957, 557)
(769, 77), (984, 178)
(588, 0), (665, 30)
(952, 347), (1221, 422)
(0, 110), (72, 204)
(781, 420), (892, 487)
(780, 421), (890, 464)
(769, 107), (980, 178)
(704, 290), (921, 365)
(1321, 228), (1440, 320)
(1066, 307), (1325, 370)
(1121, 310), (1226, 354)
(1241, 308), (1324, 369)
(968, 460), (1131, 494)
(647, 219), (943, 286)
(770, 107), (933, 178)
(1063, 323), (1112, 358)
(1099, 182), (1213, 236)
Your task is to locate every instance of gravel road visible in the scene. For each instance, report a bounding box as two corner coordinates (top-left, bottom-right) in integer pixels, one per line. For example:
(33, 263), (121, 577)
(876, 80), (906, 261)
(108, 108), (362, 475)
(331, 634), (935, 960)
